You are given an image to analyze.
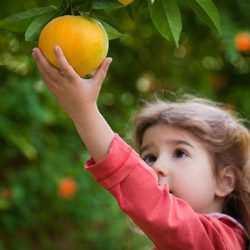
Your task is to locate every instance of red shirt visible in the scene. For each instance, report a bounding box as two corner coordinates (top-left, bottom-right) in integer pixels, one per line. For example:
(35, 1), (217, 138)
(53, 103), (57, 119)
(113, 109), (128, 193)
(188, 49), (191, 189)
(85, 134), (249, 250)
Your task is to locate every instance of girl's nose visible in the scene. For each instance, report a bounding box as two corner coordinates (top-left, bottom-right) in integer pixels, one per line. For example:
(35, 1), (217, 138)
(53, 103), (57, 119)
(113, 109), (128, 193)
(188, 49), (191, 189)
(153, 158), (170, 178)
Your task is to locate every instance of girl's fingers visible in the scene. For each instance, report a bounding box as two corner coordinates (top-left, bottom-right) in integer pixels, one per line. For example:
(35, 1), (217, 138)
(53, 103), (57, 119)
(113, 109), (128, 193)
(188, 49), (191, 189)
(32, 48), (58, 78)
(54, 45), (77, 80)
(92, 57), (112, 86)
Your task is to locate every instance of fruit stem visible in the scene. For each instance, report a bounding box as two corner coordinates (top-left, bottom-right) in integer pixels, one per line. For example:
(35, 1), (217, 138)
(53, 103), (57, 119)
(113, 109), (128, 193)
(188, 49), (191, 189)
(71, 6), (75, 15)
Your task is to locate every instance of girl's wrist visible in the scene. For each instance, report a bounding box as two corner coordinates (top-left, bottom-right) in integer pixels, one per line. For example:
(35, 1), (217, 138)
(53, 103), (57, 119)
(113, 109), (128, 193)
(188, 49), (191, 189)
(71, 103), (99, 126)
(71, 103), (114, 161)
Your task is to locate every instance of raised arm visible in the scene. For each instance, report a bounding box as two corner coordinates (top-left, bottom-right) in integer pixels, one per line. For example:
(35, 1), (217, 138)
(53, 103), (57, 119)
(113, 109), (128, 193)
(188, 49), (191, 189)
(32, 46), (114, 162)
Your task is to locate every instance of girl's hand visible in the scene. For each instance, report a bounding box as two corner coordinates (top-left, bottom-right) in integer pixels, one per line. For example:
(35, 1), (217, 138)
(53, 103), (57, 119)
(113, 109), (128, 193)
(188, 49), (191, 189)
(32, 45), (112, 123)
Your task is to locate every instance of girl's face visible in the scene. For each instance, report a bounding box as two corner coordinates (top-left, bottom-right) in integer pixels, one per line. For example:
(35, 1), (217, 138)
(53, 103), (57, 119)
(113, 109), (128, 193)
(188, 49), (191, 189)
(140, 124), (222, 214)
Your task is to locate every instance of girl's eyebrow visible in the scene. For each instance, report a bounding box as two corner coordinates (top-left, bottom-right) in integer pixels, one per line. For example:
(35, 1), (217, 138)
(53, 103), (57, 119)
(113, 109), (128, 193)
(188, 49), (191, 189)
(140, 140), (194, 154)
(140, 143), (153, 155)
(172, 140), (194, 148)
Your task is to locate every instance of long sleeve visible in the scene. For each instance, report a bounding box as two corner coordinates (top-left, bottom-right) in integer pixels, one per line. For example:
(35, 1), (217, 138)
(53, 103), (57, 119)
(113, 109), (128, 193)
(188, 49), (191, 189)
(85, 134), (247, 250)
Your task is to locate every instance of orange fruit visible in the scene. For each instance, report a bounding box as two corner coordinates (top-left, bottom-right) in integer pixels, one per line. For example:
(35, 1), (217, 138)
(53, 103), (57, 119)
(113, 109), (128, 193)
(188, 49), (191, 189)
(0, 188), (12, 200)
(38, 15), (109, 77)
(118, 0), (134, 6)
(58, 177), (77, 199)
(235, 32), (250, 53)
(211, 74), (228, 89)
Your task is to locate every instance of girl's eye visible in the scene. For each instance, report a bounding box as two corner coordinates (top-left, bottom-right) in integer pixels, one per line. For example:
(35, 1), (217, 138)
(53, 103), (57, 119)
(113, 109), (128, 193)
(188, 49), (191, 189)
(143, 154), (157, 165)
(173, 149), (187, 158)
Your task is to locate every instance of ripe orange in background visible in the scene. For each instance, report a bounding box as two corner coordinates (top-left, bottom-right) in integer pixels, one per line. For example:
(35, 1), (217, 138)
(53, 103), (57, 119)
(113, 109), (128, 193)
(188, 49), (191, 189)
(118, 0), (134, 6)
(38, 15), (109, 77)
(235, 32), (250, 53)
(211, 74), (228, 89)
(58, 177), (77, 199)
(0, 188), (12, 200)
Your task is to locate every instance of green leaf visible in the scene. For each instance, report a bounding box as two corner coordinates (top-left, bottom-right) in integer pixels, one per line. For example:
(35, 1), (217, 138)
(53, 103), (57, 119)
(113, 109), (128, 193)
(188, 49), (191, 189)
(92, 0), (124, 9)
(0, 6), (57, 32)
(186, 0), (221, 34)
(9, 133), (38, 160)
(74, 0), (124, 12)
(58, 0), (72, 15)
(0, 118), (38, 160)
(148, 0), (182, 46)
(0, 199), (10, 210)
(73, 0), (93, 13)
(25, 11), (57, 42)
(127, 0), (148, 20)
(99, 20), (123, 40)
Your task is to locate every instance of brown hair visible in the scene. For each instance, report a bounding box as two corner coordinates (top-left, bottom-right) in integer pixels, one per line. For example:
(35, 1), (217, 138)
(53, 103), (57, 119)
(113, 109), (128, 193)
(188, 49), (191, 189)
(132, 95), (250, 233)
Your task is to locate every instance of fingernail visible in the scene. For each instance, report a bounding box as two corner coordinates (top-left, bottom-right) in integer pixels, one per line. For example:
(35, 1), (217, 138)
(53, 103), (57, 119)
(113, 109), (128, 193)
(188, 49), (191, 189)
(54, 45), (60, 55)
(32, 48), (36, 58)
(107, 57), (113, 64)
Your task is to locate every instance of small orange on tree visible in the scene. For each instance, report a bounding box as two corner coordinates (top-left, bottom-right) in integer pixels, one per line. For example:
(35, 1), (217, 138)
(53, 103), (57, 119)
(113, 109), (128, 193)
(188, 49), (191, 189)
(58, 177), (77, 199)
(235, 32), (250, 53)
(118, 0), (134, 6)
(0, 188), (12, 200)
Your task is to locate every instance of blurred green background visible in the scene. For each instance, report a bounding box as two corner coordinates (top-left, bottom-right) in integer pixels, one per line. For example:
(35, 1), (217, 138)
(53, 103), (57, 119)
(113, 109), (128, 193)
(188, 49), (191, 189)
(0, 1), (250, 249)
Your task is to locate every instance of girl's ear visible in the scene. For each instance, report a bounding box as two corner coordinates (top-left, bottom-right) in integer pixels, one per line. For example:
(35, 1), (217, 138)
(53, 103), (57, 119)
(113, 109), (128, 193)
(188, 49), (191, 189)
(215, 165), (236, 198)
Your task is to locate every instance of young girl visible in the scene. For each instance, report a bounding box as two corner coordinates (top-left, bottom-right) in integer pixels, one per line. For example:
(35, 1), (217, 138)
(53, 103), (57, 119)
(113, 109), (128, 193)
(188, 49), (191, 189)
(32, 46), (250, 250)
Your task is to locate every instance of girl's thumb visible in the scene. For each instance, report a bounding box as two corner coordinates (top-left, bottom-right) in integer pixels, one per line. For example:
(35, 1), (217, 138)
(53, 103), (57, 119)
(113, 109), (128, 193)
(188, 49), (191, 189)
(93, 57), (112, 84)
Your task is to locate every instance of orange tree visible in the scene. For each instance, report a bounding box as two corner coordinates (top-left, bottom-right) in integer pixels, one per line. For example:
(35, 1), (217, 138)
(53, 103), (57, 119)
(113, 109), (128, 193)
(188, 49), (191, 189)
(0, 1), (250, 250)
(0, 0), (221, 46)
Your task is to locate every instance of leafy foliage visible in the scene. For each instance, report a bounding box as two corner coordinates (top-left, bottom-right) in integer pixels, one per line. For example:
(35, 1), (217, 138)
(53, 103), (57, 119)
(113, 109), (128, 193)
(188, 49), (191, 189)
(0, 0), (250, 249)
(0, 0), (220, 45)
